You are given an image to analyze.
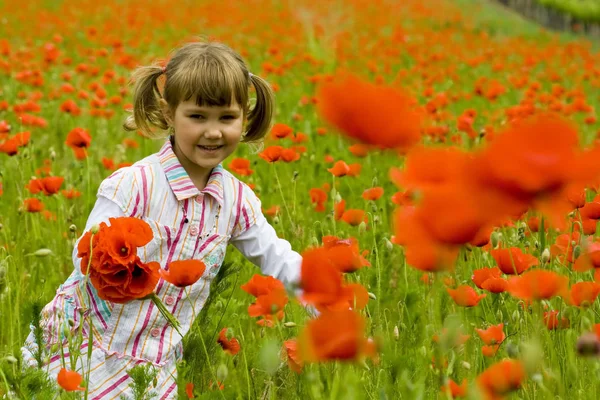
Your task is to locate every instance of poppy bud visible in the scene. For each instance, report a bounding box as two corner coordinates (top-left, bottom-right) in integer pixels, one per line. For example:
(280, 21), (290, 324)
(368, 292), (377, 300)
(292, 171), (299, 182)
(334, 193), (342, 203)
(393, 326), (399, 340)
(2, 355), (17, 365)
(373, 215), (380, 225)
(358, 221), (367, 234)
(573, 245), (582, 260)
(50, 149), (56, 160)
(384, 238), (394, 251)
(541, 248), (550, 264)
(90, 224), (100, 234)
(259, 340), (280, 375)
(153, 376), (158, 388)
(273, 216), (280, 225)
(309, 154), (315, 161)
(461, 361), (471, 370)
(68, 318), (75, 327)
(283, 322), (296, 328)
(34, 248), (52, 257)
(490, 232), (501, 248)
(69, 224), (77, 232)
(216, 363), (229, 381)
(576, 333), (600, 357)
(506, 342), (519, 358)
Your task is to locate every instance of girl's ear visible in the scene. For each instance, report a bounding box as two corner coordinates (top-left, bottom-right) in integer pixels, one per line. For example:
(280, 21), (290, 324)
(159, 99), (173, 125)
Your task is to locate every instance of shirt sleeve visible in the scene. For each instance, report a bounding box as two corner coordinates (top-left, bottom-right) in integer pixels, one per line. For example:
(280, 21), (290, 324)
(229, 185), (301, 289)
(71, 178), (128, 274)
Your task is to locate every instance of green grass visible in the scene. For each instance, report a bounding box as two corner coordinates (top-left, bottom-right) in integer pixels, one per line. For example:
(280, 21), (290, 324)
(1, 0), (600, 398)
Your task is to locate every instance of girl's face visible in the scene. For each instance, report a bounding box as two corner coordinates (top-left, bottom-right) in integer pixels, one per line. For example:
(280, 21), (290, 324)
(162, 99), (244, 185)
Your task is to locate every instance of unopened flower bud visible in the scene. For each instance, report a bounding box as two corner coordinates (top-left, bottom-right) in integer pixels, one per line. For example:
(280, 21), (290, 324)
(3, 355), (17, 364)
(490, 232), (501, 248)
(461, 361), (471, 370)
(272, 216), (280, 225)
(577, 333), (600, 357)
(50, 149), (56, 161)
(34, 248), (52, 257)
(69, 224), (77, 232)
(385, 238), (394, 251)
(284, 321), (296, 328)
(68, 318), (75, 327)
(216, 363), (229, 381)
(368, 292), (376, 300)
(393, 326), (399, 340)
(90, 224), (100, 234)
(334, 193), (342, 203)
(573, 245), (582, 260)
(358, 221), (367, 234)
(541, 248), (550, 264)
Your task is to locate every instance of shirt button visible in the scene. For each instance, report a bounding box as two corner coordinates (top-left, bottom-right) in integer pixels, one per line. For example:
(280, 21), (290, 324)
(165, 296), (175, 306)
(150, 328), (161, 337)
(190, 226), (199, 236)
(195, 195), (203, 203)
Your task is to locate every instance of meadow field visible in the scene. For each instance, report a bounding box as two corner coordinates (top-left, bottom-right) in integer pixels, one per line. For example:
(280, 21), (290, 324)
(1, 0), (600, 398)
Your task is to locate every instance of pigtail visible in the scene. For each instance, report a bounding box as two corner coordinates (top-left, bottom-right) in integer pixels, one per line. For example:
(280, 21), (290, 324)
(242, 74), (275, 143)
(123, 65), (169, 138)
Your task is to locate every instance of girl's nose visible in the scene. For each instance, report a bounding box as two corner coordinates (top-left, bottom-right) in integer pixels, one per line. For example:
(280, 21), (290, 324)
(204, 125), (223, 139)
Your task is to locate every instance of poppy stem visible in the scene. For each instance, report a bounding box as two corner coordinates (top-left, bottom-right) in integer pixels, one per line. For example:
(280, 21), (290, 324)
(272, 163), (295, 233)
(147, 293), (183, 337)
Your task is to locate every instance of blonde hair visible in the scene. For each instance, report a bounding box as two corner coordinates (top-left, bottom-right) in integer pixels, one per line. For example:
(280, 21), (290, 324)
(123, 41), (274, 143)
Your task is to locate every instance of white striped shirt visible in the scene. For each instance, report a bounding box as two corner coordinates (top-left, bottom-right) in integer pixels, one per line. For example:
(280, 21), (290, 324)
(22, 138), (301, 399)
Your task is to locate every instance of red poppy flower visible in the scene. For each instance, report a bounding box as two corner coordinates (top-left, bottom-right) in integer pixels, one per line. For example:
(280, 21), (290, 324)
(217, 327), (240, 355)
(544, 310), (570, 330)
(57, 368), (85, 391)
(316, 72), (422, 149)
(362, 187), (384, 201)
(472, 267), (502, 288)
(446, 285), (486, 307)
(440, 378), (467, 398)
(309, 188), (327, 212)
(283, 339), (303, 373)
(570, 281), (600, 307)
(271, 123), (293, 139)
(477, 359), (525, 398)
(258, 146), (283, 162)
(328, 160), (350, 177)
(185, 382), (194, 398)
(299, 309), (376, 362)
(491, 247), (539, 275)
(507, 270), (569, 301)
(228, 158), (253, 176)
(24, 198), (44, 212)
(341, 209), (367, 227)
(160, 259), (206, 288)
(476, 323), (505, 345)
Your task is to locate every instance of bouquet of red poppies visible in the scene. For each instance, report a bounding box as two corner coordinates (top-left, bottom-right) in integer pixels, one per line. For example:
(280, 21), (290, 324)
(77, 217), (160, 303)
(76, 217), (207, 334)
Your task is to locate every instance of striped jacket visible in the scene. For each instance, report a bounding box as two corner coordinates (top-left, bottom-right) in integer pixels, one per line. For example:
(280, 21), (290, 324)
(22, 138), (301, 398)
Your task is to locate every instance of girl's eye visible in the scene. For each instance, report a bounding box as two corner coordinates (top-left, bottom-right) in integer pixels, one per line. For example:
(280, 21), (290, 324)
(221, 115), (235, 120)
(190, 114), (204, 119)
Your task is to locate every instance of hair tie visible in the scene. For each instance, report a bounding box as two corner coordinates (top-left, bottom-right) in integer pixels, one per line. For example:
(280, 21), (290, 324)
(162, 66), (167, 74)
(248, 72), (254, 79)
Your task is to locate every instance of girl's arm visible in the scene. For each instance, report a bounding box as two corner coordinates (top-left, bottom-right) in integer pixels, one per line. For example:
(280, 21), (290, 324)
(229, 214), (301, 290)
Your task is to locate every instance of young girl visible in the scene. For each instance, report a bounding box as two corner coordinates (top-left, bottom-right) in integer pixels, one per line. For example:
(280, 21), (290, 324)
(21, 41), (302, 398)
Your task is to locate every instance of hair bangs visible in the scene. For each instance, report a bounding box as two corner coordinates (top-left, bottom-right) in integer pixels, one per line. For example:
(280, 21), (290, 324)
(170, 57), (248, 111)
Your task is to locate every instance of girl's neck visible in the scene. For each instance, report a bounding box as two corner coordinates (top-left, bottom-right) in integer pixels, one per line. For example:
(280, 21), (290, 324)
(170, 136), (212, 191)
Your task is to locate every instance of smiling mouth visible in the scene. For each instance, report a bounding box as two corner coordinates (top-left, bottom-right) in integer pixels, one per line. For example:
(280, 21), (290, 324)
(197, 145), (224, 151)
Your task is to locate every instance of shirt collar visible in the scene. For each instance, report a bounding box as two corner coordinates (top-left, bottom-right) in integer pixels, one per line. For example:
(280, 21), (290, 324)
(158, 138), (225, 206)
